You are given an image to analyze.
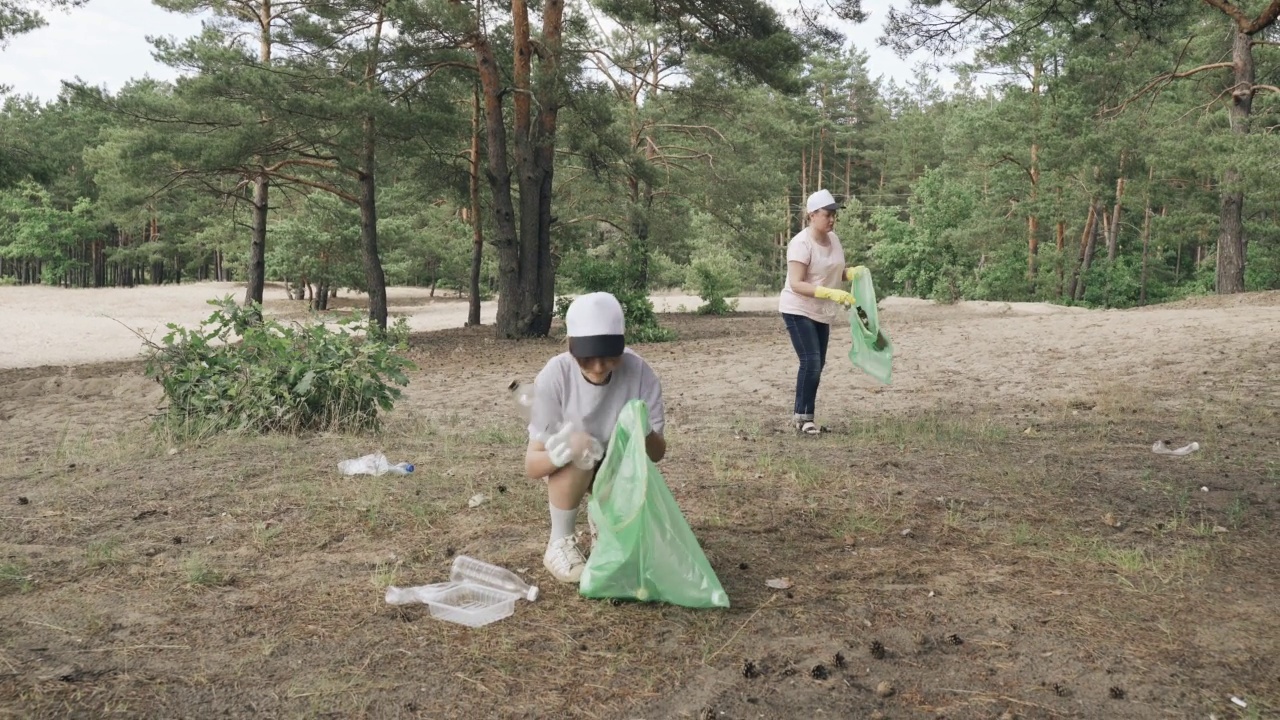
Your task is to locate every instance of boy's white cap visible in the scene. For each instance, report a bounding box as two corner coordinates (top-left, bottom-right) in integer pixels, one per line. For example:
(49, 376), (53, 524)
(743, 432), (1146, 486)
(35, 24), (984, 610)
(565, 292), (626, 358)
(806, 189), (840, 214)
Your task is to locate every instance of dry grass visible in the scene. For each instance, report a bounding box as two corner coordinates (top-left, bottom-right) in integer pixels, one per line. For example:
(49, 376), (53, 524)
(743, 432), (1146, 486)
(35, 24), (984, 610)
(1, 308), (1278, 719)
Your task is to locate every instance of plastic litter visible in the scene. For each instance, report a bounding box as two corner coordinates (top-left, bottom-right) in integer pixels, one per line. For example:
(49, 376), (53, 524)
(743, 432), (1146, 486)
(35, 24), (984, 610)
(845, 266), (893, 385)
(385, 582), (454, 605)
(509, 380), (536, 420)
(1231, 696), (1247, 709)
(467, 493), (490, 508)
(579, 399), (730, 609)
(544, 419), (604, 470)
(338, 453), (414, 476)
(384, 555), (538, 628)
(1152, 441), (1200, 456)
(765, 578), (793, 590)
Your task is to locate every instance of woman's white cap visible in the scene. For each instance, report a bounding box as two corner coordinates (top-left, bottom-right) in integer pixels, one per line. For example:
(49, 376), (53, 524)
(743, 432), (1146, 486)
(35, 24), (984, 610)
(806, 189), (840, 213)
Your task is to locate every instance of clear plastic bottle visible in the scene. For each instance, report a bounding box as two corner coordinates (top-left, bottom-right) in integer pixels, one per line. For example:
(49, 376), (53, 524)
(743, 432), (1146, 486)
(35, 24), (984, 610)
(451, 555), (539, 601)
(509, 380), (536, 419)
(384, 583), (451, 605)
(338, 454), (414, 476)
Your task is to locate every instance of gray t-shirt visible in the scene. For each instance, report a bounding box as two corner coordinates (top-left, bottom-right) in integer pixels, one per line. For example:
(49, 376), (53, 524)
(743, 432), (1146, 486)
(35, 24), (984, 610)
(527, 349), (665, 446)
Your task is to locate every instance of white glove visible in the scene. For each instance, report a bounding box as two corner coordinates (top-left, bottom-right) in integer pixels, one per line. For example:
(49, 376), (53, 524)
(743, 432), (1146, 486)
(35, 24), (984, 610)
(544, 424), (575, 468)
(544, 422), (603, 470)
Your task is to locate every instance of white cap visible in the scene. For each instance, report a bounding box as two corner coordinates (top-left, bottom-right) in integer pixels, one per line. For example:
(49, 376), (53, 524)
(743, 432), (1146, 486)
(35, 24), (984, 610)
(805, 189), (840, 214)
(565, 292), (626, 358)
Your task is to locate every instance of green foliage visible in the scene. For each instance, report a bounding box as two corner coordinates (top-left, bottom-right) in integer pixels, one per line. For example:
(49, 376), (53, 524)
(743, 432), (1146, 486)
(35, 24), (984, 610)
(267, 193), (365, 294)
(869, 170), (977, 302)
(684, 249), (742, 315)
(143, 298), (414, 437)
(556, 255), (676, 343)
(0, 181), (99, 281)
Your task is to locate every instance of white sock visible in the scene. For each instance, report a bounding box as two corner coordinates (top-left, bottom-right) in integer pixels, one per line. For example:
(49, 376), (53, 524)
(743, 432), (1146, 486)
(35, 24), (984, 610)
(549, 503), (579, 543)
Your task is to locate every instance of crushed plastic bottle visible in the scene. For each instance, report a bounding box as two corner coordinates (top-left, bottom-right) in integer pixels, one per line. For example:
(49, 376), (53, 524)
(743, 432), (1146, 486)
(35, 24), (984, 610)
(338, 453), (415, 476)
(451, 555), (539, 601)
(384, 582), (452, 605)
(509, 380), (536, 419)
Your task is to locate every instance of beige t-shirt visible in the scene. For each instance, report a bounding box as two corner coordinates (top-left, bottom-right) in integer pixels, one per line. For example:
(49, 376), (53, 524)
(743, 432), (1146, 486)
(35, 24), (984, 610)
(778, 228), (846, 324)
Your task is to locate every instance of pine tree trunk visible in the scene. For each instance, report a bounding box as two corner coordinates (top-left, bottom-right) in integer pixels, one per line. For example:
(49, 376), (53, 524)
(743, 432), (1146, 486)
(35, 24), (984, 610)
(1027, 62), (1041, 296)
(467, 84), (484, 327)
(1106, 175), (1125, 261)
(1079, 202), (1101, 300)
(1055, 217), (1066, 298)
(477, 0), (563, 338)
(244, 175), (268, 312)
(1069, 199), (1098, 302)
(243, 1), (272, 313)
(1139, 210), (1152, 306)
(1215, 26), (1252, 294)
(359, 116), (388, 332)
(473, 36), (521, 333)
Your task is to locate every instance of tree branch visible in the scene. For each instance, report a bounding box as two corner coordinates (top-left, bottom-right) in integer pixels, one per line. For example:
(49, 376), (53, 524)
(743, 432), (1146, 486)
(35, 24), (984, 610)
(1243, 0), (1280, 34)
(1201, 0), (1250, 28)
(262, 158), (353, 178)
(267, 172), (359, 204)
(1102, 62), (1234, 116)
(558, 215), (628, 233)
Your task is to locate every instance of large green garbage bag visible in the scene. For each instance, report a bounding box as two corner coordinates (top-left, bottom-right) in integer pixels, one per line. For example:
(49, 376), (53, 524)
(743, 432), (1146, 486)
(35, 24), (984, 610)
(846, 265), (893, 385)
(579, 399), (730, 609)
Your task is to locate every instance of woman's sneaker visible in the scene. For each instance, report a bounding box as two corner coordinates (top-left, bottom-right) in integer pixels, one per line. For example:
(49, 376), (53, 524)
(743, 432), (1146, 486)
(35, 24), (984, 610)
(543, 536), (586, 583)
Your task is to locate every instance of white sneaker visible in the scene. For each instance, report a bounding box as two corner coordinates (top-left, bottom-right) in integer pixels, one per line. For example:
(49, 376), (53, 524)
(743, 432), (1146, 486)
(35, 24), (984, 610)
(543, 536), (586, 583)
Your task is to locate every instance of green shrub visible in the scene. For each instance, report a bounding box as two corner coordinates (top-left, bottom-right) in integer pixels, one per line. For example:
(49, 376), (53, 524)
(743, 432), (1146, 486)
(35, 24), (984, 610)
(143, 297), (414, 437)
(684, 250), (742, 315)
(557, 255), (676, 343)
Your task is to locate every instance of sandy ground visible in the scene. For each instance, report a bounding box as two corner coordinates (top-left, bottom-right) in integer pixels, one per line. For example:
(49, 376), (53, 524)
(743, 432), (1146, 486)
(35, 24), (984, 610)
(0, 280), (1118, 370)
(2, 285), (1279, 718)
(0, 282), (793, 369)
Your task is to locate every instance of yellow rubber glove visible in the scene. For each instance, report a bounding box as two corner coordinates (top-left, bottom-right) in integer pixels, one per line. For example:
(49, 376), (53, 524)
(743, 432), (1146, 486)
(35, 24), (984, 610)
(843, 266), (867, 283)
(814, 286), (855, 306)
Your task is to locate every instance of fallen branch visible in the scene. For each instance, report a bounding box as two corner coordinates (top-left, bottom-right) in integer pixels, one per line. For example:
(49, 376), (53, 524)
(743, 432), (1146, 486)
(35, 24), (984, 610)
(70, 644), (191, 653)
(454, 671), (493, 694)
(704, 593), (777, 664)
(938, 687), (1066, 716)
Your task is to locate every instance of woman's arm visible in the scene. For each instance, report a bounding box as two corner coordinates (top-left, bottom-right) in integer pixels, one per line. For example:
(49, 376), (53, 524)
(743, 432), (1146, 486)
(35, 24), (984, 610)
(787, 260), (817, 297)
(789, 260), (853, 305)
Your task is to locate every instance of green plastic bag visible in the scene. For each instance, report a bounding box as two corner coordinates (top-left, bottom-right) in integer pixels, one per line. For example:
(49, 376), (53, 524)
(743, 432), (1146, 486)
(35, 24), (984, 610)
(846, 266), (893, 385)
(579, 399), (730, 609)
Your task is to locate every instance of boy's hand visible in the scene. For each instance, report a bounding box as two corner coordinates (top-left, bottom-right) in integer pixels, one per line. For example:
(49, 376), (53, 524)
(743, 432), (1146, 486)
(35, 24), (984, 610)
(546, 422), (604, 469)
(544, 425), (577, 468)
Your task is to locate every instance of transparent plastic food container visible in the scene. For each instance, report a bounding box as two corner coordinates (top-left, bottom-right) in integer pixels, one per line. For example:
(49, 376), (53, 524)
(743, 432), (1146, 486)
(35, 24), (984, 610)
(423, 583), (519, 628)
(385, 556), (538, 628)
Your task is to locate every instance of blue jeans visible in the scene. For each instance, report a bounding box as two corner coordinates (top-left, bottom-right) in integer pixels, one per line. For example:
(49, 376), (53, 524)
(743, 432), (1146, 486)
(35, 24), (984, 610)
(782, 313), (830, 420)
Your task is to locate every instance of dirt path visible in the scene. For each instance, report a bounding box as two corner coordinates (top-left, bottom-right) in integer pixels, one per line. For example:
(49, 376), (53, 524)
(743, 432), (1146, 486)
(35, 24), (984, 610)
(0, 282), (788, 369)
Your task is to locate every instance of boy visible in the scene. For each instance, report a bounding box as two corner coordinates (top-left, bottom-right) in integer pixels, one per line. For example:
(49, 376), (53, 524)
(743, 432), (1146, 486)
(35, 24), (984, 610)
(524, 292), (667, 582)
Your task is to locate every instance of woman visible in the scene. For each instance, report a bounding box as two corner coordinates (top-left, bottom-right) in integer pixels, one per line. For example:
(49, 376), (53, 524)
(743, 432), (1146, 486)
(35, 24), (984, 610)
(778, 189), (857, 435)
(524, 292), (667, 583)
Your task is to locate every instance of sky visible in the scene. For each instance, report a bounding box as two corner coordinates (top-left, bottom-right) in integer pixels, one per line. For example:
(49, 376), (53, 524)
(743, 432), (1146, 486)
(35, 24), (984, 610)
(0, 0), (958, 103)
